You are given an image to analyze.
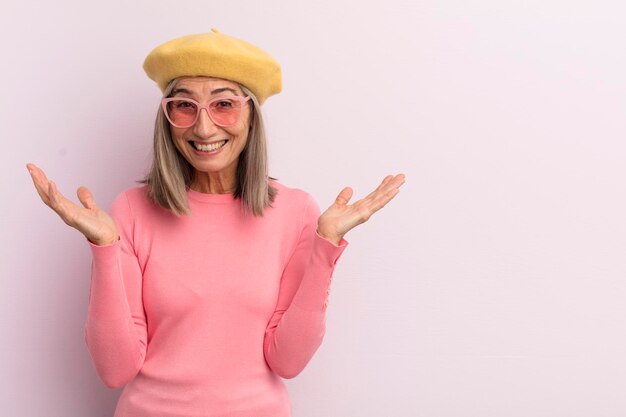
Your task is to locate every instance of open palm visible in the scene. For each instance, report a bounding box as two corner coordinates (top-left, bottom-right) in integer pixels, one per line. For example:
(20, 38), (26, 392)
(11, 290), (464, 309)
(26, 163), (119, 246)
(317, 174), (406, 245)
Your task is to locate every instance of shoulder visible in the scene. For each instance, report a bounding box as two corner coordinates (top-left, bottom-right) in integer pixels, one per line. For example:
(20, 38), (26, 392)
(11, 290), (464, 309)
(270, 179), (318, 209)
(109, 185), (157, 218)
(269, 179), (321, 221)
(110, 185), (149, 207)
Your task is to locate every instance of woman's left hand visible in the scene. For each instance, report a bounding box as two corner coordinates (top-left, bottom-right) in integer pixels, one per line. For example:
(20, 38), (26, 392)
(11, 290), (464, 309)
(317, 173), (406, 245)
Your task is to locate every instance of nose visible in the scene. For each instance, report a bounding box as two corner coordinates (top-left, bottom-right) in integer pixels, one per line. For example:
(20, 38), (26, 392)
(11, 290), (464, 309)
(192, 107), (219, 138)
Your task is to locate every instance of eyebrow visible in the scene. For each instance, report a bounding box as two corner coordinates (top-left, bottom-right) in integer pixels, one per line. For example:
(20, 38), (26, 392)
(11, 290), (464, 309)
(170, 87), (241, 97)
(211, 87), (241, 95)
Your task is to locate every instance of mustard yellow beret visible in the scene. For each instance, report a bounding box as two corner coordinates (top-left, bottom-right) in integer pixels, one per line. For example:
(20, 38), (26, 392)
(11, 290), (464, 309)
(143, 29), (281, 105)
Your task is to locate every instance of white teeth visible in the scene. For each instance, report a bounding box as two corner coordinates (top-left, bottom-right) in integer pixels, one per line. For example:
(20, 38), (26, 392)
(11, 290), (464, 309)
(193, 140), (227, 152)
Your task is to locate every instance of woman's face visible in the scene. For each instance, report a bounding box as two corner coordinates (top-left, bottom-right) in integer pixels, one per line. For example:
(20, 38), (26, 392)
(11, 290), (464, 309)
(168, 76), (251, 182)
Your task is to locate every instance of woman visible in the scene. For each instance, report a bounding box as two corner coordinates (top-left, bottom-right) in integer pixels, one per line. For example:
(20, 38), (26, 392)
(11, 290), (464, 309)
(27, 29), (405, 417)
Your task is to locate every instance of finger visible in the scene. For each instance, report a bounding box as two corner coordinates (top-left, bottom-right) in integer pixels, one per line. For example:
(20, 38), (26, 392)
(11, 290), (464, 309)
(361, 175), (404, 209)
(334, 187), (353, 207)
(376, 175), (404, 199)
(27, 169), (49, 202)
(381, 173), (406, 191)
(26, 162), (39, 173)
(373, 174), (406, 198)
(27, 165), (53, 206)
(77, 186), (96, 210)
(343, 174), (405, 224)
(362, 174), (401, 202)
(355, 189), (400, 223)
(48, 180), (76, 222)
(358, 175), (391, 203)
(28, 164), (52, 190)
(29, 164), (50, 182)
(48, 180), (62, 208)
(373, 175), (394, 193)
(379, 186), (402, 206)
(368, 185), (402, 214)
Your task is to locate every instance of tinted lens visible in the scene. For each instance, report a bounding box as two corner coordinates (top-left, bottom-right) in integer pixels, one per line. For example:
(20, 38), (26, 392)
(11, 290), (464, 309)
(166, 99), (197, 127)
(209, 98), (243, 126)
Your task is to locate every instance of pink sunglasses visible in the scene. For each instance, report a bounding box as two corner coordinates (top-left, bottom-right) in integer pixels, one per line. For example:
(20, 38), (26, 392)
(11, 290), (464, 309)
(161, 96), (251, 128)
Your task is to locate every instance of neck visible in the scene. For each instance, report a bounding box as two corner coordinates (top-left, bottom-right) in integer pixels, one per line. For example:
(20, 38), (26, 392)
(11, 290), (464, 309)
(191, 170), (237, 194)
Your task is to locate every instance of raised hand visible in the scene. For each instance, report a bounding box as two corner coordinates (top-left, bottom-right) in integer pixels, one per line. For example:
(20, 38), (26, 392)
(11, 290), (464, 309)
(317, 173), (406, 245)
(26, 163), (120, 246)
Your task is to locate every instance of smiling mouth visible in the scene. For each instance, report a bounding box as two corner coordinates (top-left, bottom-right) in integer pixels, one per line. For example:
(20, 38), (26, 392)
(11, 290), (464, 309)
(190, 140), (228, 152)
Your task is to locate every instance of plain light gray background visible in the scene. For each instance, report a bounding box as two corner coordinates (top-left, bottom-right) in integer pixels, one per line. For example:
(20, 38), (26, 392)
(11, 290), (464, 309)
(2, 0), (626, 416)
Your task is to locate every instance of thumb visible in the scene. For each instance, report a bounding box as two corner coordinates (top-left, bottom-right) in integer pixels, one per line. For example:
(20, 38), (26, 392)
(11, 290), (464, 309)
(334, 187), (353, 207)
(77, 186), (96, 210)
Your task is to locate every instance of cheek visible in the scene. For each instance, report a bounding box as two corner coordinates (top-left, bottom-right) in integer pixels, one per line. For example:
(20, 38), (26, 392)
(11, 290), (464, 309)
(229, 112), (252, 141)
(170, 128), (188, 149)
(226, 123), (250, 142)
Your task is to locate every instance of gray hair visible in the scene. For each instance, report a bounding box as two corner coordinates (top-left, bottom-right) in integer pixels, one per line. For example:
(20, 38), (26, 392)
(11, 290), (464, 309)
(139, 78), (278, 217)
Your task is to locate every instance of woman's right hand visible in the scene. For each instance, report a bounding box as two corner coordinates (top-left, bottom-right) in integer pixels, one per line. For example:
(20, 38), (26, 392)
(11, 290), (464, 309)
(26, 163), (120, 246)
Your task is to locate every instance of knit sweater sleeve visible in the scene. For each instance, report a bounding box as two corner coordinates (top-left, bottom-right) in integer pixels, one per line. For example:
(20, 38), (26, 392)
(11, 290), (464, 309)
(263, 193), (348, 379)
(83, 191), (148, 389)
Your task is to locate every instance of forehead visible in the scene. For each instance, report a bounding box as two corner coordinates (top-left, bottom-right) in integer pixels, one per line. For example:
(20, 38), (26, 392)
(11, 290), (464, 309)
(174, 76), (243, 95)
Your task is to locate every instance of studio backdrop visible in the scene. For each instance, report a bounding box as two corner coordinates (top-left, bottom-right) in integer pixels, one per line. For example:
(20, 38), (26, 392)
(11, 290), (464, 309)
(2, 0), (625, 416)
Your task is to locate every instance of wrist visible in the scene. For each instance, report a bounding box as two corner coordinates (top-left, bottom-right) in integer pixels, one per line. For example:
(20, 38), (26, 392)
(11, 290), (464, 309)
(316, 229), (342, 246)
(88, 236), (120, 246)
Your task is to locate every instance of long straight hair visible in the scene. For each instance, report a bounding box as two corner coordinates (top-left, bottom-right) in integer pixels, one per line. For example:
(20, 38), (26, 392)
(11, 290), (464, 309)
(139, 78), (278, 217)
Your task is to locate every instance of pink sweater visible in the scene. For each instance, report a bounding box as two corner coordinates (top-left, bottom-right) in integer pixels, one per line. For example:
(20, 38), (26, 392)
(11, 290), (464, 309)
(83, 180), (348, 417)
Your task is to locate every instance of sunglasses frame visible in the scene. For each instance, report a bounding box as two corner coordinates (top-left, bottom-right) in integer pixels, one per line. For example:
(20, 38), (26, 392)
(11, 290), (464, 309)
(161, 95), (251, 128)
